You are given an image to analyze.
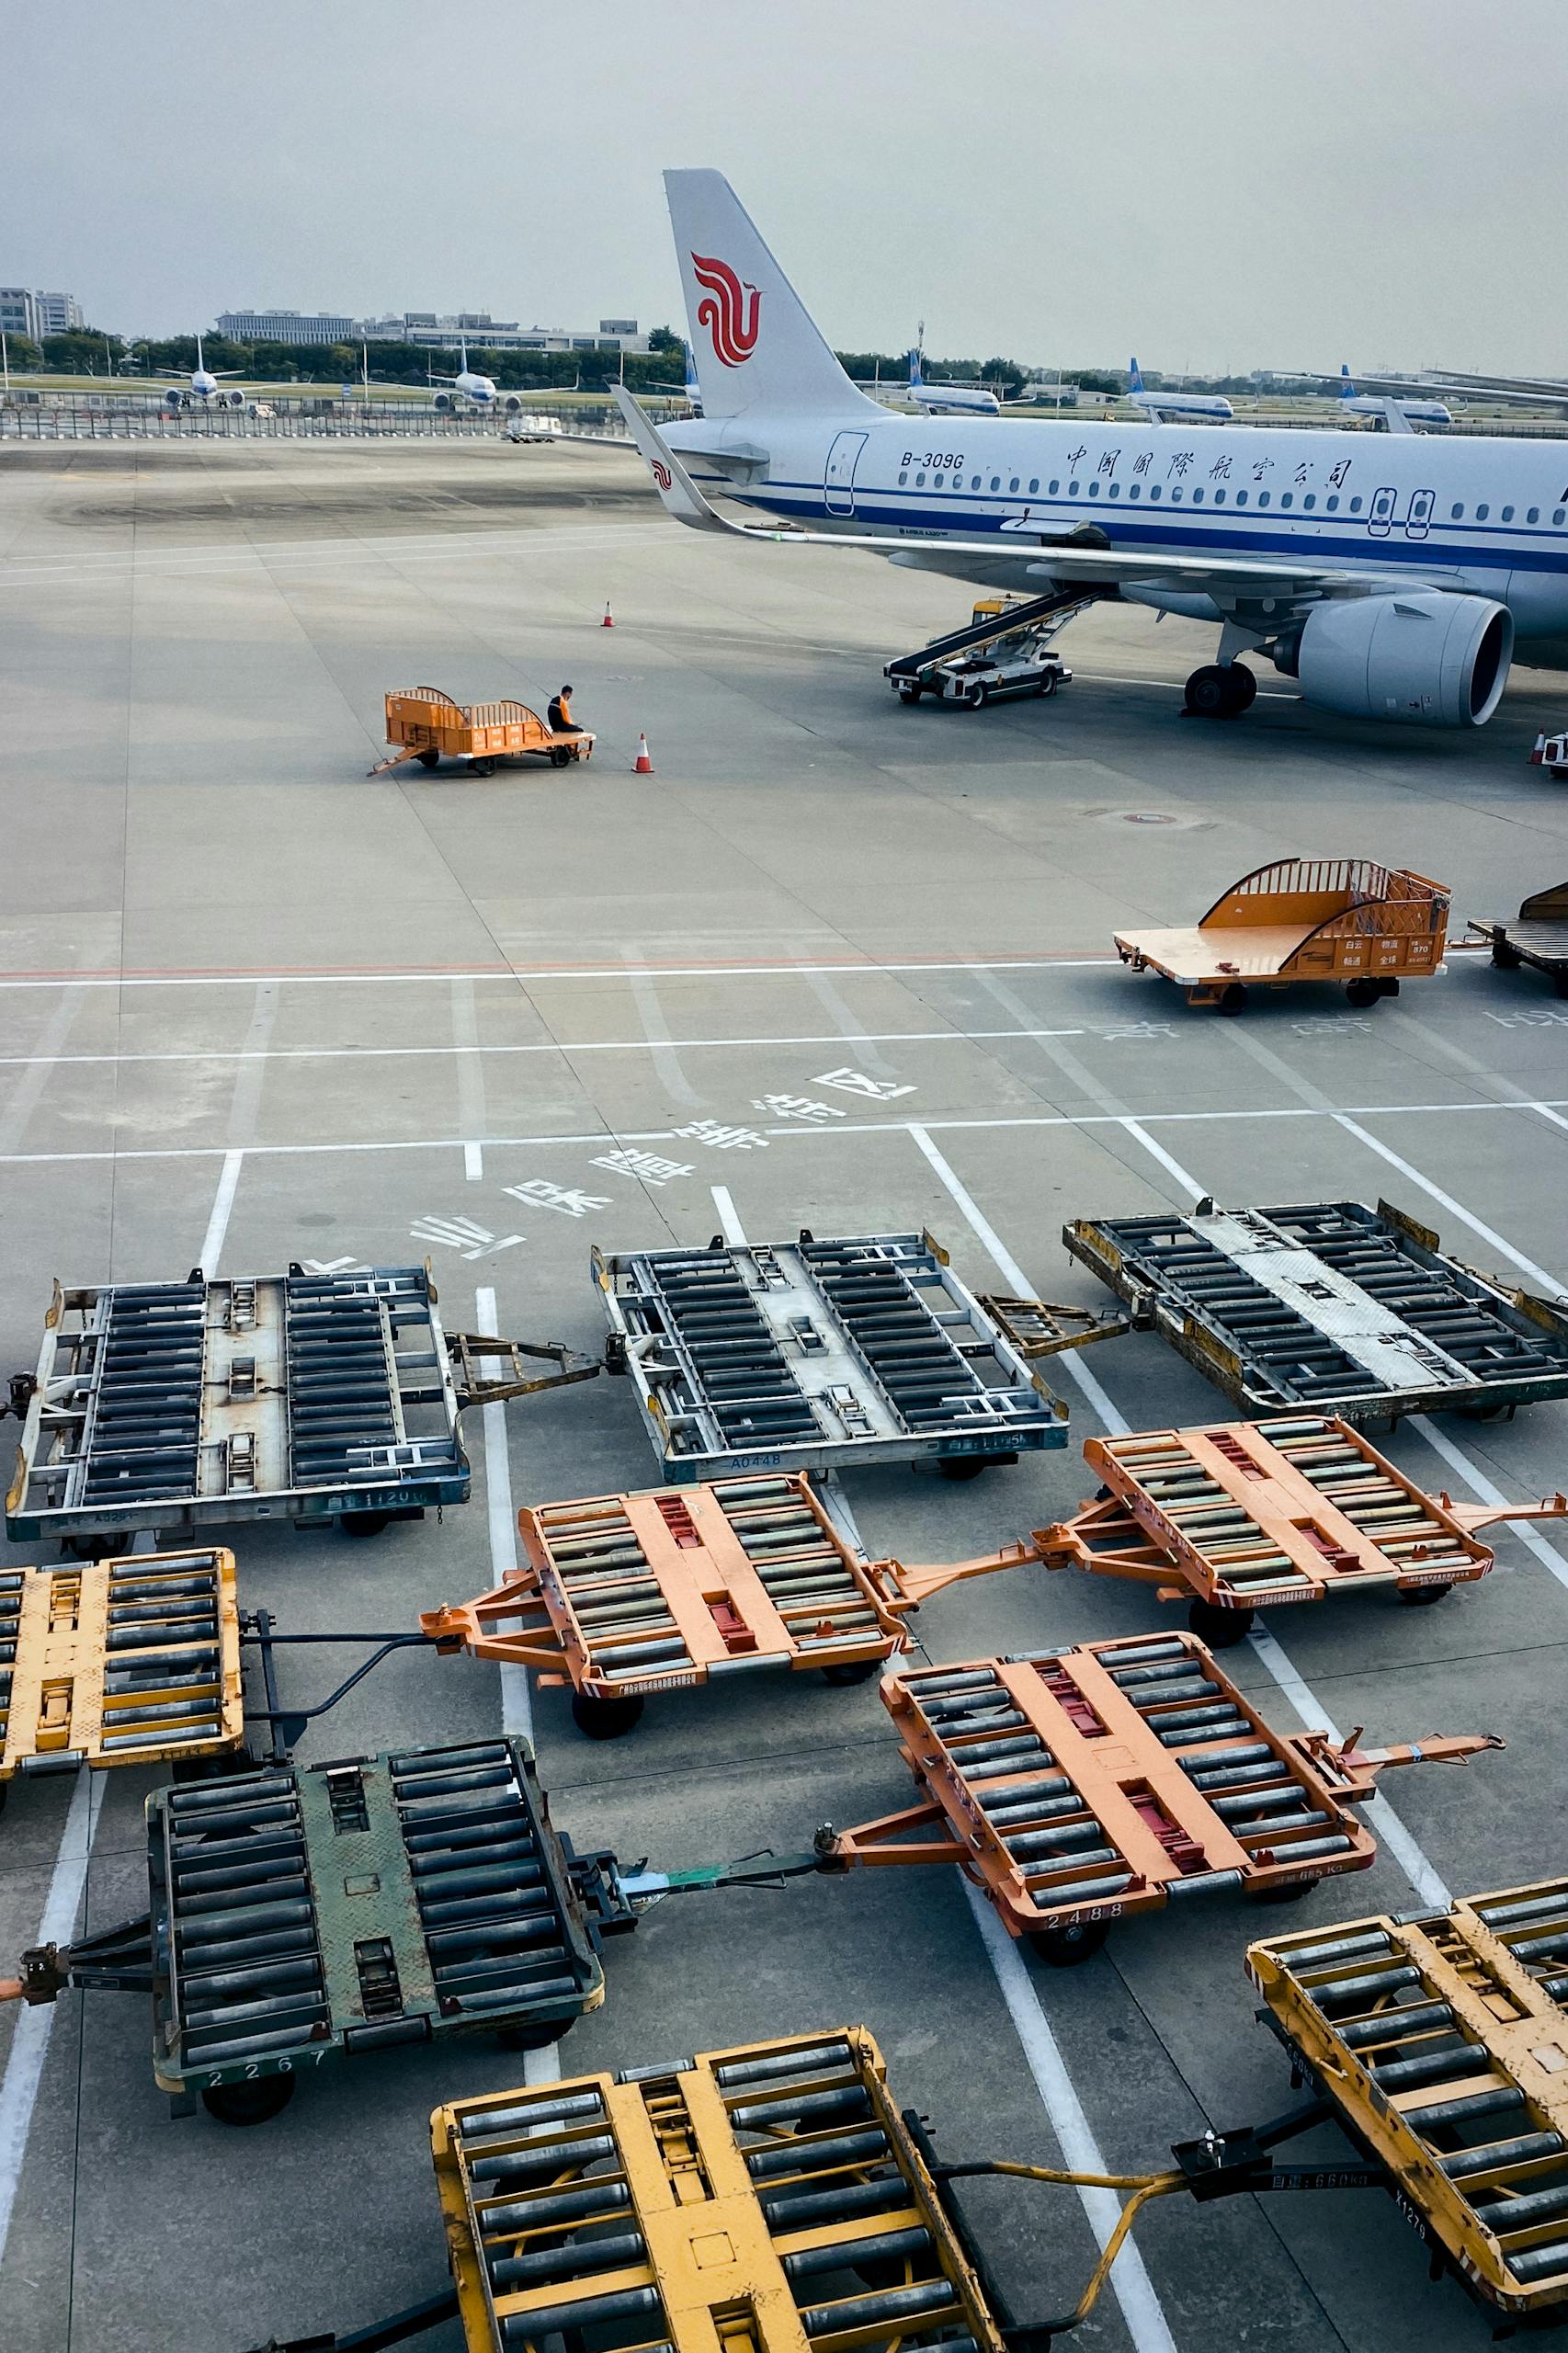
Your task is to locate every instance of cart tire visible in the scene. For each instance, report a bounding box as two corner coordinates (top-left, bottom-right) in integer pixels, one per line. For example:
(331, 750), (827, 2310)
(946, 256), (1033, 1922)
(937, 1456), (988, 1481)
(340, 1510), (392, 1539)
(1491, 941), (1523, 969)
(201, 2074), (296, 2127)
(898, 684), (922, 704)
(60, 1533), (104, 1560)
(1038, 674), (1056, 698)
(472, 757), (496, 777)
(1187, 1597), (1255, 1648)
(821, 1660), (880, 1687)
(416, 748), (440, 769)
(1377, 976), (1400, 996)
(1217, 983), (1248, 1016)
(1345, 977), (1381, 1008)
(551, 745), (572, 767)
(965, 682), (988, 709)
(0, 1785), (8, 1818)
(172, 1751), (244, 1784)
(1554, 971), (1568, 999)
(1248, 1878), (1317, 1905)
(1397, 1581), (1456, 1607)
(1028, 1918), (1109, 1967)
(571, 1691), (645, 1739)
(495, 2018), (573, 2054)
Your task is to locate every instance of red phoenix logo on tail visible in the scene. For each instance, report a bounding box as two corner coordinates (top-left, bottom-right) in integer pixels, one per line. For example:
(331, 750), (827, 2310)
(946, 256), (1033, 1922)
(651, 459), (672, 492)
(691, 254), (761, 368)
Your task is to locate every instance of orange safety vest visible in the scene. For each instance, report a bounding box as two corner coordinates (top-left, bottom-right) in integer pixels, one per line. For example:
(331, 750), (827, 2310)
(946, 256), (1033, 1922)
(551, 693), (572, 730)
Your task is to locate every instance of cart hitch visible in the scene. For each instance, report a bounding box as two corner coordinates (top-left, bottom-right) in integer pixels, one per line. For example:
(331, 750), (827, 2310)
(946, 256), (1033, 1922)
(616, 1842), (835, 1909)
(238, 2286), (460, 2353)
(1, 1911), (154, 2006)
(1171, 2099), (1384, 2199)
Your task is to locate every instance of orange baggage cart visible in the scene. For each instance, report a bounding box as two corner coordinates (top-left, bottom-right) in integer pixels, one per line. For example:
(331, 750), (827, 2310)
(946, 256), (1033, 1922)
(369, 687), (595, 776)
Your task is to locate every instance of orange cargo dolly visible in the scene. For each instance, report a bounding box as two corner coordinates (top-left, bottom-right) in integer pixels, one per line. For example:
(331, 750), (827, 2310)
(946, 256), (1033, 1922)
(420, 1471), (1034, 1739)
(825, 1633), (1498, 1963)
(1032, 1413), (1567, 1645)
(1113, 857), (1449, 1012)
(369, 687), (595, 777)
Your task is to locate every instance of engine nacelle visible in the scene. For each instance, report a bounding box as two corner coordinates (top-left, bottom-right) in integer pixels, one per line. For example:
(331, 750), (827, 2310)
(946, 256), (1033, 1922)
(503, 392), (522, 414)
(1291, 589), (1513, 727)
(432, 392), (452, 413)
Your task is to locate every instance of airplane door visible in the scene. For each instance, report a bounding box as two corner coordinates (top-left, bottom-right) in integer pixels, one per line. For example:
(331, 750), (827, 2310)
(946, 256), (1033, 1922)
(1405, 487), (1435, 540)
(1368, 484), (1399, 539)
(825, 431), (869, 516)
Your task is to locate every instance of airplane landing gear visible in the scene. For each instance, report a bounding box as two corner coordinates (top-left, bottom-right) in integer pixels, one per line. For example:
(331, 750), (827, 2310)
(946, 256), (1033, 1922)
(1184, 663), (1257, 719)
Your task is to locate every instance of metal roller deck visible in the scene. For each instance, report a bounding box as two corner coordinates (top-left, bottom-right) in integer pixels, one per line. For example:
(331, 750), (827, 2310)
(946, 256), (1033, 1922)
(1033, 1414), (1566, 1641)
(432, 2027), (1007, 2353)
(421, 1472), (1042, 1736)
(830, 1635), (1498, 1961)
(595, 1231), (1072, 1479)
(0, 1548), (242, 1779)
(1249, 1880), (1568, 2320)
(5, 1265), (471, 1542)
(1064, 1196), (1568, 1423)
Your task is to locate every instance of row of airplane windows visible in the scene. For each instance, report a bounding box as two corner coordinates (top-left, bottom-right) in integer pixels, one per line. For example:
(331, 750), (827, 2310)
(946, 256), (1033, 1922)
(891, 468), (1568, 528)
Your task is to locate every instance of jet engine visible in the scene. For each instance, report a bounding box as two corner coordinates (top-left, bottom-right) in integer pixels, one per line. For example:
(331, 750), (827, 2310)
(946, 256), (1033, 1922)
(1286, 589), (1512, 727)
(503, 393), (523, 414)
(432, 392), (453, 412)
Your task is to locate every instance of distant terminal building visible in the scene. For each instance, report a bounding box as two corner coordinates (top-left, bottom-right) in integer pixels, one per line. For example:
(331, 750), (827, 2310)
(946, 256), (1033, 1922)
(216, 309), (357, 345)
(217, 306), (650, 357)
(1, 288), (84, 339)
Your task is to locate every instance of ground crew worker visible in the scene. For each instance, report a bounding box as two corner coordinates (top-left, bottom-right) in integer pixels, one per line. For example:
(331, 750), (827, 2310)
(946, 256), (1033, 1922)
(548, 685), (580, 734)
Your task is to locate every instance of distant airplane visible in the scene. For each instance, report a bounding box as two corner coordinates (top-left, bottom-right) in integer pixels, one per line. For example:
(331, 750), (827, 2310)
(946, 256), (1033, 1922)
(649, 340), (703, 414)
(428, 341), (505, 410)
(1336, 365), (1449, 431)
(1127, 358), (1233, 424)
(906, 349), (1000, 417)
(1378, 366), (1568, 415)
(154, 335), (247, 408)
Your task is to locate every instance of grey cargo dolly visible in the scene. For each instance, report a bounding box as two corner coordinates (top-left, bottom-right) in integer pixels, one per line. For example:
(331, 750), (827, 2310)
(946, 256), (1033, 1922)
(594, 1228), (1071, 1479)
(1064, 1197), (1568, 1424)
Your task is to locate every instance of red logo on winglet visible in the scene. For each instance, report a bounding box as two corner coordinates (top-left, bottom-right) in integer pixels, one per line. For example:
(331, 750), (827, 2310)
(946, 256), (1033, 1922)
(651, 459), (672, 492)
(691, 253), (760, 368)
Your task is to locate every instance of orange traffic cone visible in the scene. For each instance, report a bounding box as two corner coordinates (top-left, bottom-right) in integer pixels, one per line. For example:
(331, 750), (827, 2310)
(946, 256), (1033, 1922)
(632, 733), (654, 775)
(602, 601), (615, 628)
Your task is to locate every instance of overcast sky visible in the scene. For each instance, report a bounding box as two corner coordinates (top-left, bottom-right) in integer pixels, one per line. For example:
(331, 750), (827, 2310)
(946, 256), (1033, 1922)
(11, 0), (1568, 375)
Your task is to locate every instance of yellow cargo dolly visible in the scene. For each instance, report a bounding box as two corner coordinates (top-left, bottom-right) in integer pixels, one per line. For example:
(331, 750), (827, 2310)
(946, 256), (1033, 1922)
(0, 1548), (242, 1785)
(369, 687), (595, 777)
(1114, 856), (1449, 1012)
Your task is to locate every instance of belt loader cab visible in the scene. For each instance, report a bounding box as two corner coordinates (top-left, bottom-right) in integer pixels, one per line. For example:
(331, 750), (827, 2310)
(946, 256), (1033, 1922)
(891, 596), (1074, 709)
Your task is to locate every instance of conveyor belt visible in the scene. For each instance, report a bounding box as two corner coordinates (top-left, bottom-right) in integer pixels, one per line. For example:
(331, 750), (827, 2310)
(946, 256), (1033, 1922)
(1251, 1881), (1568, 2315)
(596, 1232), (1065, 1479)
(1065, 1198), (1568, 1422)
(149, 1737), (605, 2104)
(432, 2027), (1007, 2353)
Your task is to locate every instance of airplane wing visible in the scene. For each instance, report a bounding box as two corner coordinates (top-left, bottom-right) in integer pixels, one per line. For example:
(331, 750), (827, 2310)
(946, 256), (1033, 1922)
(611, 388), (1434, 606)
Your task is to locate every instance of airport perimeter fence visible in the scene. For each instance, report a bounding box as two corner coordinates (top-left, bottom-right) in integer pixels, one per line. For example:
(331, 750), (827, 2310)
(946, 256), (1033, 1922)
(0, 405), (636, 445)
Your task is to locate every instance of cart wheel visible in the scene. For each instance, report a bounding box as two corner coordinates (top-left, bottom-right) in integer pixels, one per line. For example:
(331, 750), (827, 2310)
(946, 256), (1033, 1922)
(60, 1533), (104, 1560)
(551, 745), (572, 767)
(1397, 1581), (1455, 1607)
(968, 681), (989, 709)
(898, 683), (922, 704)
(937, 1456), (988, 1481)
(1377, 976), (1400, 997)
(821, 1660), (879, 1687)
(495, 2018), (573, 2054)
(1028, 1918), (1109, 1967)
(0, 1784), (8, 1818)
(171, 1750), (244, 1784)
(1248, 1878), (1317, 1906)
(416, 748), (440, 769)
(201, 2074), (296, 2127)
(472, 757), (496, 777)
(1491, 941), (1522, 970)
(1217, 983), (1248, 1016)
(1345, 977), (1381, 1008)
(571, 1691), (645, 1739)
(339, 1510), (392, 1539)
(1554, 972), (1568, 999)
(1038, 673), (1056, 697)
(1187, 1597), (1255, 1648)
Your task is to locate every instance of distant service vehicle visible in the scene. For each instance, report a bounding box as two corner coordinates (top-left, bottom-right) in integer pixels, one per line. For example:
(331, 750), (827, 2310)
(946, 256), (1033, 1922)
(892, 598), (1074, 706)
(1128, 357), (1233, 423)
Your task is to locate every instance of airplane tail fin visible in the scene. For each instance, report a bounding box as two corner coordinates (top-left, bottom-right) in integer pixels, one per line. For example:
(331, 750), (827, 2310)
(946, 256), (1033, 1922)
(1339, 364), (1357, 399)
(664, 169), (881, 421)
(1129, 356), (1142, 394)
(684, 341), (699, 399)
(908, 347), (924, 391)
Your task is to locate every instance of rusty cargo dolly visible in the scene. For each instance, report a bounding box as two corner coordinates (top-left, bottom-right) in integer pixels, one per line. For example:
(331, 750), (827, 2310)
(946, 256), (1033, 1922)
(1065, 1196), (1568, 1425)
(1470, 880), (1568, 998)
(369, 688), (595, 777)
(1031, 1413), (1567, 1645)
(595, 1231), (1121, 1482)
(0, 1548), (243, 1791)
(4, 1264), (599, 1549)
(420, 1470), (1051, 1738)
(824, 1634), (1498, 1966)
(1113, 857), (1450, 1013)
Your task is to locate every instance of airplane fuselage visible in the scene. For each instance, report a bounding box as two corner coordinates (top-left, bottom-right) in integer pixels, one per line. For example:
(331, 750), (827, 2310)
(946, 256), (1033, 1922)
(664, 407), (1568, 639)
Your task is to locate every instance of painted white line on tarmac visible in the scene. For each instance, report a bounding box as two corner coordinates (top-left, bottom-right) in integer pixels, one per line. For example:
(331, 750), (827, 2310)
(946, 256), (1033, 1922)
(198, 1148), (244, 1277)
(710, 1186), (749, 1246)
(0, 1769), (108, 2267)
(909, 1120), (1459, 1919)
(0, 959), (1121, 992)
(474, 1286), (529, 1742)
(1333, 1115), (1565, 1297)
(465, 1143), (484, 1181)
(0, 1025), (1091, 1070)
(960, 1885), (1178, 2353)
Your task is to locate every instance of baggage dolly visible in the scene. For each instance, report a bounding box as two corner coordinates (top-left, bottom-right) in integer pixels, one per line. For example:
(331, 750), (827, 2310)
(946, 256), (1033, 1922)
(420, 1471), (1048, 1737)
(1112, 857), (1449, 1012)
(1065, 1196), (1568, 1424)
(1470, 880), (1568, 998)
(1031, 1412), (1567, 1643)
(369, 688), (595, 776)
(595, 1231), (1096, 1482)
(4, 1264), (599, 1548)
(824, 1634), (1498, 1964)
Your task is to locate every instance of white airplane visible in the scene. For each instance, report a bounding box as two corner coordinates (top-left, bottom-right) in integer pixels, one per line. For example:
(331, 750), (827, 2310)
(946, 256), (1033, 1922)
(1128, 357), (1233, 424)
(906, 349), (1000, 417)
(428, 341), (512, 411)
(649, 341), (704, 414)
(1336, 365), (1450, 431)
(154, 335), (247, 408)
(617, 168), (1568, 727)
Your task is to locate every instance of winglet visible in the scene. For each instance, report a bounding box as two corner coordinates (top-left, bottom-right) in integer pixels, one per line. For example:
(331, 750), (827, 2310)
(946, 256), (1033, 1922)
(613, 386), (731, 532)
